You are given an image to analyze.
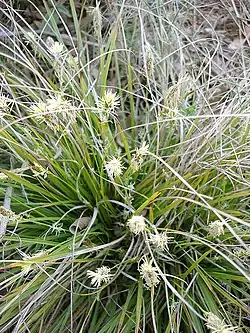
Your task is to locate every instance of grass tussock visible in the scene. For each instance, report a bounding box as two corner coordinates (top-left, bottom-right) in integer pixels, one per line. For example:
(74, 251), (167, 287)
(0, 0), (250, 332)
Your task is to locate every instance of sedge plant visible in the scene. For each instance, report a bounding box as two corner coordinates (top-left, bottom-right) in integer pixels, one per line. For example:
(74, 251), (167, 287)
(0, 0), (250, 332)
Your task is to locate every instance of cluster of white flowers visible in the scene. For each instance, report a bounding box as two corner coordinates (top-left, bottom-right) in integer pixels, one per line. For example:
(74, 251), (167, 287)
(97, 90), (120, 122)
(31, 95), (76, 131)
(127, 215), (146, 235)
(105, 157), (124, 178)
(46, 36), (64, 57)
(138, 257), (160, 289)
(131, 142), (149, 172)
(31, 162), (48, 179)
(21, 250), (47, 276)
(147, 231), (173, 251)
(208, 220), (224, 237)
(87, 266), (113, 287)
(205, 312), (237, 333)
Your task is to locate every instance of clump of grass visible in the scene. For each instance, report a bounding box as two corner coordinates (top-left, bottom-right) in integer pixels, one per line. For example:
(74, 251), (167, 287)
(0, 1), (250, 332)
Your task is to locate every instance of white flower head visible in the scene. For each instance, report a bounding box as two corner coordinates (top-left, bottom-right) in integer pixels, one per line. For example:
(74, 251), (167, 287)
(138, 257), (160, 289)
(31, 96), (76, 131)
(97, 90), (120, 122)
(148, 231), (173, 251)
(31, 101), (47, 118)
(127, 215), (146, 235)
(208, 220), (224, 237)
(136, 142), (149, 156)
(205, 312), (237, 333)
(105, 157), (124, 178)
(21, 250), (47, 276)
(87, 266), (113, 288)
(46, 36), (64, 57)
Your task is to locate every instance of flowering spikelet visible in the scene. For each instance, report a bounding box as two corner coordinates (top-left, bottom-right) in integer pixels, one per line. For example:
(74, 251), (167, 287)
(105, 157), (124, 178)
(87, 266), (113, 287)
(0, 206), (17, 222)
(127, 215), (146, 235)
(0, 95), (9, 110)
(46, 36), (64, 57)
(0, 207), (17, 238)
(131, 142), (149, 172)
(139, 257), (160, 289)
(92, 3), (102, 39)
(137, 141), (149, 156)
(0, 95), (10, 118)
(21, 250), (47, 276)
(97, 90), (120, 122)
(31, 95), (76, 131)
(205, 312), (237, 333)
(208, 220), (224, 237)
(148, 231), (173, 251)
(160, 75), (192, 120)
(0, 206), (16, 218)
(31, 162), (48, 179)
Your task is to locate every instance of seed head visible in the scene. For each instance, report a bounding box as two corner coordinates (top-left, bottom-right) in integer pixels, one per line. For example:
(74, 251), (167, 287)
(127, 215), (146, 235)
(31, 96), (76, 131)
(131, 142), (149, 172)
(31, 162), (48, 179)
(105, 157), (124, 178)
(0, 207), (17, 238)
(87, 266), (113, 288)
(92, 3), (102, 39)
(208, 221), (224, 237)
(97, 90), (120, 122)
(148, 231), (173, 251)
(205, 312), (237, 333)
(0, 95), (10, 118)
(46, 36), (64, 57)
(138, 257), (160, 289)
(136, 141), (149, 156)
(0, 206), (16, 219)
(21, 250), (47, 276)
